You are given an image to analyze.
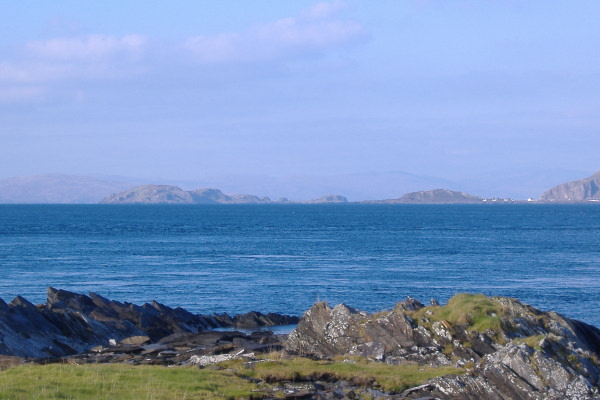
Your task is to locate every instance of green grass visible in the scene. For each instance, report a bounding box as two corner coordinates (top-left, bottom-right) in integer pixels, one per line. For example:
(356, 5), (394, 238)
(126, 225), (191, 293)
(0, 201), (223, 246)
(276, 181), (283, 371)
(0, 363), (256, 400)
(515, 334), (546, 349)
(222, 353), (464, 394)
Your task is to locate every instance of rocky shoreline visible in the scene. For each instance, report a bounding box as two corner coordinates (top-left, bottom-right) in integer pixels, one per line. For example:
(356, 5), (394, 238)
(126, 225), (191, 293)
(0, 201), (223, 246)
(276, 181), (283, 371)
(1, 289), (599, 399)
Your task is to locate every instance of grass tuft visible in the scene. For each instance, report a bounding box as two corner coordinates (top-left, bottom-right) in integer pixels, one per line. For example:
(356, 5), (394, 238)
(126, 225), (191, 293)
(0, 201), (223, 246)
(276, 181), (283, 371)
(412, 293), (506, 334)
(227, 354), (464, 394)
(515, 334), (546, 349)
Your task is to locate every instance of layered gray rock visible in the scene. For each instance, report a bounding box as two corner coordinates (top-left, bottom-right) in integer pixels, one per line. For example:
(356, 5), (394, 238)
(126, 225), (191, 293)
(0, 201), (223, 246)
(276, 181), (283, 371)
(286, 294), (600, 399)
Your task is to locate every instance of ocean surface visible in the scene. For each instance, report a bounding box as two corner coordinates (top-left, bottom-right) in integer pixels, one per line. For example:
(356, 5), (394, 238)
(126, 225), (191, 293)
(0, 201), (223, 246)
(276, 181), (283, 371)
(0, 204), (599, 327)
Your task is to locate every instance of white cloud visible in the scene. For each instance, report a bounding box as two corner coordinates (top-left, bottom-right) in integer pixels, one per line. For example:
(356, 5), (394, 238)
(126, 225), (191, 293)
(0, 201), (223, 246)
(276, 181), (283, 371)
(26, 34), (147, 61)
(185, 2), (365, 64)
(0, 85), (44, 103)
(0, 62), (28, 82)
(302, 0), (347, 20)
(0, 61), (77, 83)
(0, 34), (148, 85)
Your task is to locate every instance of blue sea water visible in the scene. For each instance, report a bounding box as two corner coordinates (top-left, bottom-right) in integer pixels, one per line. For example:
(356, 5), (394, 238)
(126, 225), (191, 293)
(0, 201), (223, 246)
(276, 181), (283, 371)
(0, 204), (599, 327)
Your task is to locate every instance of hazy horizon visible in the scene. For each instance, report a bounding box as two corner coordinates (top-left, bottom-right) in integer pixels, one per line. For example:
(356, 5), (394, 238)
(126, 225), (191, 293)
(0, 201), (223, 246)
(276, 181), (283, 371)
(2, 2), (598, 192)
(0, 167), (594, 202)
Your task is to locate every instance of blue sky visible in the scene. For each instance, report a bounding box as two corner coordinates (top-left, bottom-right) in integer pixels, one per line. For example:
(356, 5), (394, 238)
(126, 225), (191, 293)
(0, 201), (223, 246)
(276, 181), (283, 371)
(1, 1), (599, 198)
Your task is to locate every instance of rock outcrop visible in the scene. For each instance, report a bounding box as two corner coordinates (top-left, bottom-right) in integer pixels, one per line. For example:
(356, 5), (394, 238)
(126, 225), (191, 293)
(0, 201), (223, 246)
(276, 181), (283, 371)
(286, 294), (600, 399)
(540, 171), (600, 202)
(0, 288), (298, 358)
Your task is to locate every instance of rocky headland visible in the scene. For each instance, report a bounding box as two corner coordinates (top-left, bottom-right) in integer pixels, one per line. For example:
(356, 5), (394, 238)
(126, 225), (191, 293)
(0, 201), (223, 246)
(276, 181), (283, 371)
(540, 171), (600, 202)
(1, 289), (599, 398)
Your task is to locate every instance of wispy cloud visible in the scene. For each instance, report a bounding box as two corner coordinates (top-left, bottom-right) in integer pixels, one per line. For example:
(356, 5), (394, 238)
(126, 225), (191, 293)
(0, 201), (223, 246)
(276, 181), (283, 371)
(302, 0), (347, 19)
(0, 85), (44, 103)
(0, 34), (146, 103)
(185, 1), (365, 64)
(25, 34), (147, 61)
(0, 34), (149, 103)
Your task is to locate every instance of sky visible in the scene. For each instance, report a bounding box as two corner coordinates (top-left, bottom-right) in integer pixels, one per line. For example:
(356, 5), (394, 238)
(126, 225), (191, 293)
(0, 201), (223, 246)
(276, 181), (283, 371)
(1, 1), (599, 198)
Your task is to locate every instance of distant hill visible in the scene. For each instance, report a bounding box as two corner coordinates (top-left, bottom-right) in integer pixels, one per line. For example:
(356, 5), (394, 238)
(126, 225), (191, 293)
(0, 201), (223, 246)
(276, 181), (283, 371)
(100, 185), (346, 204)
(539, 171), (600, 202)
(364, 189), (483, 204)
(0, 174), (133, 204)
(101, 185), (272, 204)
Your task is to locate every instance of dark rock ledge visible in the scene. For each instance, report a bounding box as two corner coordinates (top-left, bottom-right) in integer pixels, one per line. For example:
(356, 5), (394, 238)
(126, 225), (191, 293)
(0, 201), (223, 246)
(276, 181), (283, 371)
(1, 289), (600, 399)
(0, 287), (297, 359)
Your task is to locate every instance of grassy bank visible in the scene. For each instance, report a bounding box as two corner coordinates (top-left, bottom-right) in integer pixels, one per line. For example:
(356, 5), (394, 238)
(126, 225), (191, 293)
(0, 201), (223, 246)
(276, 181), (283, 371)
(223, 353), (463, 393)
(0, 354), (464, 399)
(0, 363), (255, 400)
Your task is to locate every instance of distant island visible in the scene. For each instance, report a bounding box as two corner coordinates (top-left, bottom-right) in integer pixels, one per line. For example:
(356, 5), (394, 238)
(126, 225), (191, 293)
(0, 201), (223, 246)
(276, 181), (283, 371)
(1, 170), (600, 204)
(363, 188), (484, 204)
(100, 184), (349, 204)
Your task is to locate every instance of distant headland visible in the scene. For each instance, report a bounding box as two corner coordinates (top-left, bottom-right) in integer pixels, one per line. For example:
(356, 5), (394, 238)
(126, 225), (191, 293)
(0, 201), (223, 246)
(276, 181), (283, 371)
(539, 171), (600, 202)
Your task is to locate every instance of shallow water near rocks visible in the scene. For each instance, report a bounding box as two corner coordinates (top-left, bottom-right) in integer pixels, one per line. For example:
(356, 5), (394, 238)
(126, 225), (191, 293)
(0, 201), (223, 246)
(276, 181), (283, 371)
(0, 204), (599, 327)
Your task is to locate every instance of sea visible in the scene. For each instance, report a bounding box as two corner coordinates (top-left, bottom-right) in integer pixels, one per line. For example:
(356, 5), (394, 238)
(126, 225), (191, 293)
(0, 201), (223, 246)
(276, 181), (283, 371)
(0, 204), (599, 328)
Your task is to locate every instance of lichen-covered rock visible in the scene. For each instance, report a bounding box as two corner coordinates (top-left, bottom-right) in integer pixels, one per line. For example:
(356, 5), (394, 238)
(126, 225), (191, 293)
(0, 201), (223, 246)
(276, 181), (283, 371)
(286, 294), (600, 399)
(404, 342), (600, 400)
(286, 298), (458, 366)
